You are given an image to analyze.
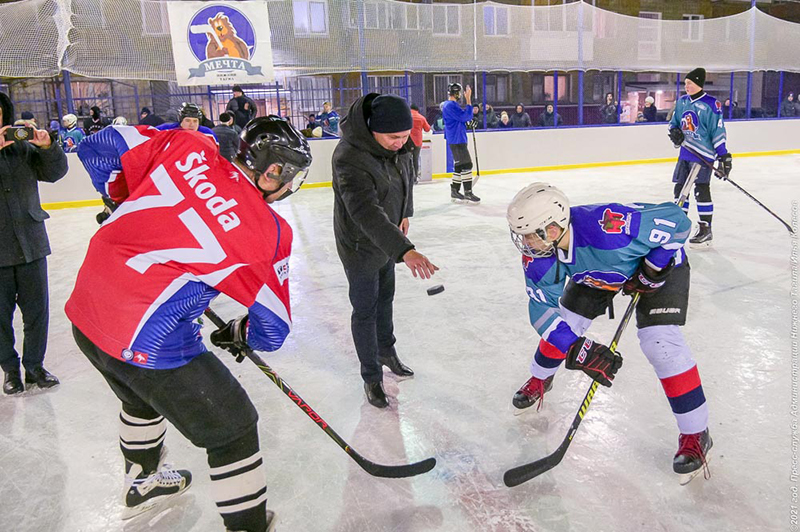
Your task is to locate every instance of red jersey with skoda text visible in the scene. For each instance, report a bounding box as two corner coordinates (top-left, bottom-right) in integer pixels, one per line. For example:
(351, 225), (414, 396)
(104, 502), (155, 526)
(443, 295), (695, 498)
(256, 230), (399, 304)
(66, 129), (293, 369)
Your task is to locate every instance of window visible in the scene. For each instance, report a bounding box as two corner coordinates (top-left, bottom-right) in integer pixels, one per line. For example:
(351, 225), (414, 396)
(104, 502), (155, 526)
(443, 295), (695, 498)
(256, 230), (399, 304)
(141, 0), (169, 36)
(406, 4), (419, 30)
(292, 76), (333, 117)
(682, 14), (703, 42)
(294, 0), (328, 36)
(368, 75), (406, 96)
(484, 5), (509, 36)
(544, 75), (568, 102)
(637, 11), (661, 60)
(434, 74), (463, 103)
(485, 74), (509, 103)
(433, 5), (460, 36)
(533, 6), (563, 32)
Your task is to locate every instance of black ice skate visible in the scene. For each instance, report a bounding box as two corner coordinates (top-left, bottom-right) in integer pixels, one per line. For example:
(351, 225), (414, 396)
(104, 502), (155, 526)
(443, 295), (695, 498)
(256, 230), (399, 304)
(450, 183), (465, 202)
(673, 428), (712, 485)
(227, 510), (277, 532)
(689, 222), (712, 245)
(122, 456), (192, 519)
(512, 375), (554, 411)
(462, 182), (480, 204)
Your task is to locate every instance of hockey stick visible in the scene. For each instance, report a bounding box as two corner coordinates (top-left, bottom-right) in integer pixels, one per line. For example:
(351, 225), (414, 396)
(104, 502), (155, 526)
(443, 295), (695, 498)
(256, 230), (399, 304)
(503, 165), (702, 488)
(470, 122), (481, 185)
(203, 308), (437, 479)
(680, 144), (794, 235)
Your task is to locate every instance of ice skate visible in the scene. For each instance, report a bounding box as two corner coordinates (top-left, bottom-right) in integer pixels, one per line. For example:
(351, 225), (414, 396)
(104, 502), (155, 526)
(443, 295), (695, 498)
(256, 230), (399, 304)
(674, 428), (712, 485)
(450, 184), (465, 202)
(227, 510), (277, 532)
(122, 453), (192, 520)
(689, 221), (712, 246)
(462, 182), (480, 204)
(512, 375), (554, 413)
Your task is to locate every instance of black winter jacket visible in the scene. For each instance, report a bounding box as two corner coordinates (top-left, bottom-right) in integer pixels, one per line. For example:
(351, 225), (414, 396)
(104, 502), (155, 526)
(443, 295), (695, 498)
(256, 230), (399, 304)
(332, 94), (415, 271)
(212, 124), (240, 161)
(0, 92), (68, 267)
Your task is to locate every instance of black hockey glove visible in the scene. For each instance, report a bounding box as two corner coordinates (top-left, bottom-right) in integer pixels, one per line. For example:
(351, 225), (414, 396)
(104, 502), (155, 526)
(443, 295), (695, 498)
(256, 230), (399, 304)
(668, 128), (685, 147)
(565, 337), (622, 387)
(96, 196), (119, 225)
(622, 259), (674, 295)
(716, 153), (732, 180)
(210, 314), (249, 361)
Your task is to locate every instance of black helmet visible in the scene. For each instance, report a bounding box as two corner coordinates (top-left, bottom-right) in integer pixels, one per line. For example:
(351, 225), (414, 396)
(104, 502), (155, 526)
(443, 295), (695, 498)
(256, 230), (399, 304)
(179, 102), (204, 121)
(236, 116), (313, 200)
(448, 83), (463, 97)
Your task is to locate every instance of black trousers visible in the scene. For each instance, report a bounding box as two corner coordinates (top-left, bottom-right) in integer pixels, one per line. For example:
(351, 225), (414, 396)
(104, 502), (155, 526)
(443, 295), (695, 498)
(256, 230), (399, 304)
(344, 258), (397, 383)
(409, 143), (421, 181)
(0, 257), (49, 373)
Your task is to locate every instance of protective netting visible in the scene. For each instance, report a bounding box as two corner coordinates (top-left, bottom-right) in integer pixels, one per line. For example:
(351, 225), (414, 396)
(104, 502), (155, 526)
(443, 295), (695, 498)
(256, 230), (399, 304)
(1, 0), (798, 80)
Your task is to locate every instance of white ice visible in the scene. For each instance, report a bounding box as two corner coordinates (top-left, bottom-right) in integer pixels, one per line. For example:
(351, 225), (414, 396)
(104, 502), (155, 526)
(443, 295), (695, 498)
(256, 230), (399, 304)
(1, 155), (798, 532)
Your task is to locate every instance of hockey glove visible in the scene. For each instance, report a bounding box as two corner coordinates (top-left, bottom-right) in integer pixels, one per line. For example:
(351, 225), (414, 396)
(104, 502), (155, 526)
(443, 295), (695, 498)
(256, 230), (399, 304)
(668, 128), (685, 147)
(622, 259), (675, 295)
(210, 314), (249, 361)
(716, 153), (732, 180)
(565, 337), (622, 387)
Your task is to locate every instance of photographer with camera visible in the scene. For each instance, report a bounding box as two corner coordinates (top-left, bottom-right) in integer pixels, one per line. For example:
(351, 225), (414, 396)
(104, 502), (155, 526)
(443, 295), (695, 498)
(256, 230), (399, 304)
(0, 92), (68, 395)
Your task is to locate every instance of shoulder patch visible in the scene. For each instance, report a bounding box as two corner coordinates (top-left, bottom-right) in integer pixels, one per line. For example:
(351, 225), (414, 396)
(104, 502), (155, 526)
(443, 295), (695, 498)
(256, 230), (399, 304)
(598, 208), (627, 234)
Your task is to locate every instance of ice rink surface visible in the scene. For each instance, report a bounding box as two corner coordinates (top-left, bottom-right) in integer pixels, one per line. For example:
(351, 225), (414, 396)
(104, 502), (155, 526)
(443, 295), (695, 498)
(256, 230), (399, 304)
(1, 155), (798, 532)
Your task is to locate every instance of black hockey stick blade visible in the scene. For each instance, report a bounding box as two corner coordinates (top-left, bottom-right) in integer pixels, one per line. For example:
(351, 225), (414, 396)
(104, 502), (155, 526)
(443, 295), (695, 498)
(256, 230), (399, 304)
(503, 444), (566, 487)
(352, 452), (437, 478)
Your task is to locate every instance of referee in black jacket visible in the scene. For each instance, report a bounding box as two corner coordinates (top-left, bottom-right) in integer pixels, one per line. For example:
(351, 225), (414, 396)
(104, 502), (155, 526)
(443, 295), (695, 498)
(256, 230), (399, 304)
(332, 94), (438, 408)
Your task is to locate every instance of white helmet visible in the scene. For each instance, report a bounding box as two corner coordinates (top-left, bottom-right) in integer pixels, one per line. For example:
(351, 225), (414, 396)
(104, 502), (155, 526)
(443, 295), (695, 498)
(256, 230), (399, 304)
(507, 182), (570, 258)
(62, 113), (77, 128)
(112, 116), (128, 126)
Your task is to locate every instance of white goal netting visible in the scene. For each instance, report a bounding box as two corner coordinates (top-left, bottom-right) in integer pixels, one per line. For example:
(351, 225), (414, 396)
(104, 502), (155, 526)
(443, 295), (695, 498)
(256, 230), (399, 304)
(1, 0), (798, 80)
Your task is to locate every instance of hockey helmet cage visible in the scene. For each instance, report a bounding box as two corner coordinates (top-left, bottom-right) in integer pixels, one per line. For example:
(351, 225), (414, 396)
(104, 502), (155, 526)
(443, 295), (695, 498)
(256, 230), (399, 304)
(236, 116), (313, 200)
(507, 182), (570, 258)
(179, 102), (204, 121)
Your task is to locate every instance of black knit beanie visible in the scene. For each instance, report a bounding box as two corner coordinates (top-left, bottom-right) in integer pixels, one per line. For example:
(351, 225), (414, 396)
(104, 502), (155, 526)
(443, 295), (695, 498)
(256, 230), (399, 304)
(368, 94), (413, 133)
(686, 68), (706, 88)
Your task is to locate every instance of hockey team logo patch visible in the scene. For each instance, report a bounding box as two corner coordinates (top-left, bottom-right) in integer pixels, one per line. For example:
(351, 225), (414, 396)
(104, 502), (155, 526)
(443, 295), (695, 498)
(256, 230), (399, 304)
(186, 6), (259, 79)
(680, 111), (701, 140)
(598, 208), (626, 234)
(121, 349), (134, 361)
(274, 257), (289, 286)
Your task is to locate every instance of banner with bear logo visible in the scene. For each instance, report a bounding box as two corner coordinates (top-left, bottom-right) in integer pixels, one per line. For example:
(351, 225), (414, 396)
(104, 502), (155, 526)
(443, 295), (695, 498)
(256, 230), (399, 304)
(167, 1), (274, 86)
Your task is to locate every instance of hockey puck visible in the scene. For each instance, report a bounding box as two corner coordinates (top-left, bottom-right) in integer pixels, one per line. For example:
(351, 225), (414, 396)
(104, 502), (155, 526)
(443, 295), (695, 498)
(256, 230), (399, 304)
(426, 284), (445, 296)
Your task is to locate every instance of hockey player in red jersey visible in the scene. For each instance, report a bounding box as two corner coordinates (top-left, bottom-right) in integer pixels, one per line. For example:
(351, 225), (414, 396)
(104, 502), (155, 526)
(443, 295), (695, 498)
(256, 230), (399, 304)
(67, 116), (312, 531)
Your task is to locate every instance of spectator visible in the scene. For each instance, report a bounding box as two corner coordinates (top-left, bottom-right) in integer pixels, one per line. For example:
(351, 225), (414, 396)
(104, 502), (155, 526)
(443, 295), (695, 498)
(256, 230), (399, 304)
(471, 105), (480, 129)
(332, 93), (438, 408)
(306, 113), (319, 130)
(83, 106), (109, 135)
(48, 119), (61, 146)
(138, 107), (164, 127)
(643, 96), (658, 122)
(510, 104), (532, 128)
(317, 101), (340, 135)
(600, 92), (619, 124)
(19, 111), (36, 128)
(226, 85), (257, 130)
(409, 104), (431, 182)
(498, 111), (513, 128)
(212, 112), (239, 161)
(0, 91), (68, 395)
(112, 116), (128, 126)
(538, 104), (563, 127)
(432, 108), (445, 132)
(60, 114), (85, 153)
(780, 93), (796, 118)
(481, 103), (499, 128)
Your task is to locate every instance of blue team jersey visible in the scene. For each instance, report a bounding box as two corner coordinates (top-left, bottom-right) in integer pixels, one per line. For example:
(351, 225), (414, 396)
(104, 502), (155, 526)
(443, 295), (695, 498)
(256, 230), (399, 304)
(441, 100), (473, 144)
(522, 202), (691, 354)
(669, 92), (728, 164)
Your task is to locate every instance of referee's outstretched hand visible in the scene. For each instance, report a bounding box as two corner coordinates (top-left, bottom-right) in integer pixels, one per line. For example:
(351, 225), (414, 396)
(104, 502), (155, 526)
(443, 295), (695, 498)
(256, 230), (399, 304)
(403, 250), (439, 280)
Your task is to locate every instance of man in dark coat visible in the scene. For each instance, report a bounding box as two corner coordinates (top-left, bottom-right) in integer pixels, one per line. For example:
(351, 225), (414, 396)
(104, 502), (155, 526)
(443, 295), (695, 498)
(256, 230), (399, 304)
(139, 107), (164, 127)
(226, 86), (257, 130)
(0, 92), (68, 394)
(332, 93), (438, 408)
(212, 112), (240, 162)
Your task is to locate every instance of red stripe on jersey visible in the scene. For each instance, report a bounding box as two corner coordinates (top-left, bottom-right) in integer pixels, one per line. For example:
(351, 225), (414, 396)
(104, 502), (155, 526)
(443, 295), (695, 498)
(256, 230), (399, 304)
(660, 365), (701, 398)
(538, 338), (567, 360)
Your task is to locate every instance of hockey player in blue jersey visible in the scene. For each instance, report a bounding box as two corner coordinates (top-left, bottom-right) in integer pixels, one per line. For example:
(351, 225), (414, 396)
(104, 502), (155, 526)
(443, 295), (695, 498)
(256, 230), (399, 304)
(668, 68), (732, 245)
(157, 102), (218, 143)
(507, 182), (711, 479)
(441, 83), (480, 203)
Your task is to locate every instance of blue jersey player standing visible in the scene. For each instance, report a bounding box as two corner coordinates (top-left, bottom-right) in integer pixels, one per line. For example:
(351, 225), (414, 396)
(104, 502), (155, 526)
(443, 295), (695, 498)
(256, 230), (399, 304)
(507, 182), (712, 480)
(668, 68), (732, 245)
(441, 83), (480, 204)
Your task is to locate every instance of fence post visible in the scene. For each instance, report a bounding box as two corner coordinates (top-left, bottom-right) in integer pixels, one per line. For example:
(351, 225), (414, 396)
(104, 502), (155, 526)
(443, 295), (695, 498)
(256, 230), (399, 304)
(616, 71), (622, 123)
(577, 0), (584, 126)
(207, 85), (215, 122)
(54, 78), (63, 119)
(404, 71), (410, 102)
(482, 71), (487, 129)
(357, 0), (368, 96)
(275, 82), (281, 118)
(553, 71), (558, 128)
(777, 71), (784, 118)
(746, 0), (755, 119)
(62, 71), (74, 115)
(729, 72), (735, 120)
